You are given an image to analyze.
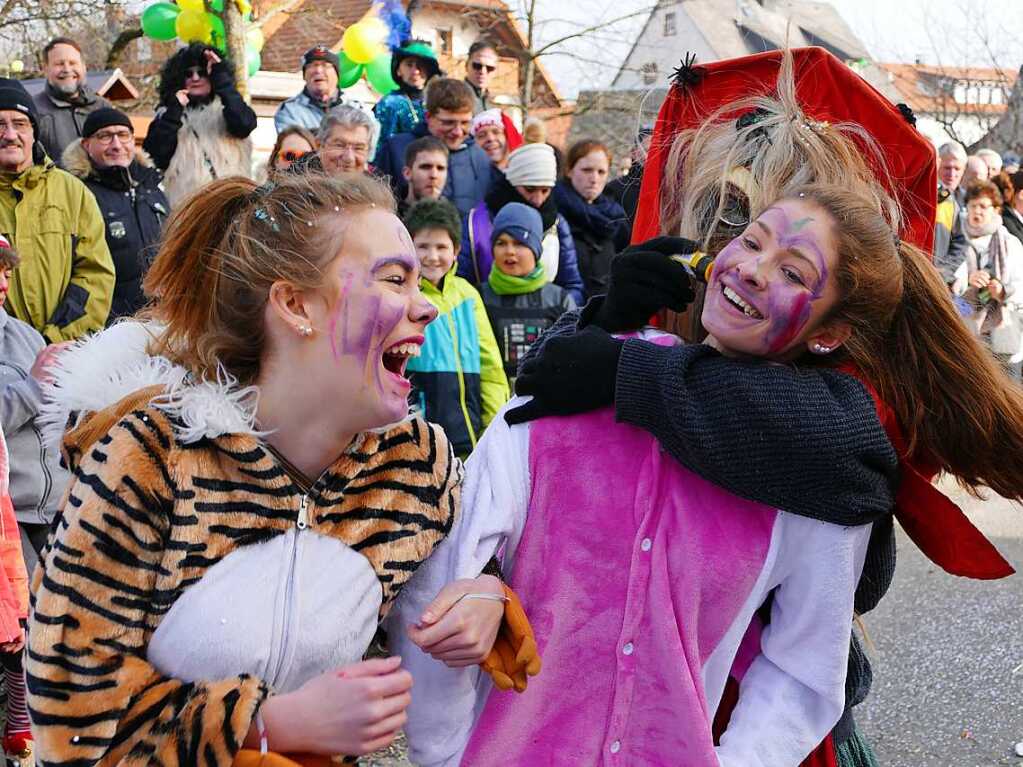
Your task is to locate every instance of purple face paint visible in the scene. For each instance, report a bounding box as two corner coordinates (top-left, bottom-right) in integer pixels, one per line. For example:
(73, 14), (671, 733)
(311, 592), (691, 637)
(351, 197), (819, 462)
(757, 206), (829, 354)
(703, 201), (833, 358)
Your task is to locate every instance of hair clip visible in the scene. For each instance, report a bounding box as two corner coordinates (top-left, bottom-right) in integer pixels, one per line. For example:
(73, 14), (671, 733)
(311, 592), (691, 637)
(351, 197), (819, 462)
(253, 206), (280, 233)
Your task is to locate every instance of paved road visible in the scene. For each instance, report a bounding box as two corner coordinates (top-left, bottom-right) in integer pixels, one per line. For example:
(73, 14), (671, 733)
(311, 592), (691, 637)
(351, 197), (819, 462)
(859, 480), (1023, 766)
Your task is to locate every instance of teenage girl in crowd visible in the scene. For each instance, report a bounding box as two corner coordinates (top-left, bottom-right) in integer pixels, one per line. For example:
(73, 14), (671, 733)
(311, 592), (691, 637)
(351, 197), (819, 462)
(396, 181), (1023, 766)
(26, 173), (514, 766)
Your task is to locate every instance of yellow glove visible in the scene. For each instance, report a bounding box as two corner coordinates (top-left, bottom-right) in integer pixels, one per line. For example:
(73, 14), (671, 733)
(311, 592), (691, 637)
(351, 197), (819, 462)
(480, 584), (541, 692)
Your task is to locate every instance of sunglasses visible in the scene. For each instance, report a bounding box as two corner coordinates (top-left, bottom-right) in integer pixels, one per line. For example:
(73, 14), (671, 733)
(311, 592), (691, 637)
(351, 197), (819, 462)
(280, 149), (308, 162)
(184, 66), (207, 80)
(471, 61), (497, 73)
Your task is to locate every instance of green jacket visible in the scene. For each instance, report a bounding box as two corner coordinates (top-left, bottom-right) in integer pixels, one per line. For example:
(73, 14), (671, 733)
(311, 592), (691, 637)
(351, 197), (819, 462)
(407, 270), (509, 456)
(0, 160), (114, 341)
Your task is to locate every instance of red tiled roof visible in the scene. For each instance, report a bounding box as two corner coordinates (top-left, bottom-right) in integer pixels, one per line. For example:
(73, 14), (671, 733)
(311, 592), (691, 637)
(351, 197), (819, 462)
(259, 0), (370, 73)
(877, 62), (1018, 117)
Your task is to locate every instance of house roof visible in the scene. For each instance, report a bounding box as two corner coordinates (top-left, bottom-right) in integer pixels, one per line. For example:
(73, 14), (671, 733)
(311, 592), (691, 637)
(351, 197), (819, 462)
(877, 62), (1018, 117)
(258, 0), (563, 105)
(21, 69), (139, 101)
(613, 0), (869, 88)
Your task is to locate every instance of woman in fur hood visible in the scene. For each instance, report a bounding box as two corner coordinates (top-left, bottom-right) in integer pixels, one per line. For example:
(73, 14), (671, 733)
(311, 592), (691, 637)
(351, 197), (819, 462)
(142, 43), (257, 208)
(26, 173), (528, 766)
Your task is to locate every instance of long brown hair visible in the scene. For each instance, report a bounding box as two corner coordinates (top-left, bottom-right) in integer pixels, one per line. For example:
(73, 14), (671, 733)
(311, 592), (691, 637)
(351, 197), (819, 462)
(795, 183), (1023, 499)
(143, 173), (395, 385)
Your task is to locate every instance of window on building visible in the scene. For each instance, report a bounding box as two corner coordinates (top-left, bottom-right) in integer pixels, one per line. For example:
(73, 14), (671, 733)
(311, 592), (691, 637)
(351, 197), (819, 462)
(664, 12), (677, 36)
(137, 36), (151, 62)
(641, 62), (658, 85)
(436, 28), (453, 55)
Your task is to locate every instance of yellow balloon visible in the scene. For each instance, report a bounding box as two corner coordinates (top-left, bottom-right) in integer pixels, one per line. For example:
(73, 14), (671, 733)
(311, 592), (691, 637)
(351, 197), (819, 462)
(177, 0), (204, 13)
(235, 0), (252, 16)
(342, 22), (383, 64)
(246, 27), (264, 52)
(175, 8), (211, 41)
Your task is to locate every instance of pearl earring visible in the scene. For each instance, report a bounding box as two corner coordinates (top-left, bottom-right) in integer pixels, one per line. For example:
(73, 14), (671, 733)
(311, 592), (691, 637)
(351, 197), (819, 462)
(812, 342), (832, 354)
(297, 325), (313, 337)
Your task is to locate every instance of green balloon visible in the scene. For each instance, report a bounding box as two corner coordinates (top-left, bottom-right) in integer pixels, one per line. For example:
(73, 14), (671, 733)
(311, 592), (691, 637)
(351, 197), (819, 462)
(365, 53), (397, 94)
(246, 47), (261, 77)
(338, 52), (364, 88)
(209, 0), (224, 10)
(141, 2), (180, 41)
(208, 13), (226, 50)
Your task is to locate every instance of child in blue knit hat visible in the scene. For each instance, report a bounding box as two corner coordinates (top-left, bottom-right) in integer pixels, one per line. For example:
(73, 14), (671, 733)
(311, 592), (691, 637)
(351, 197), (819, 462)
(479, 202), (576, 382)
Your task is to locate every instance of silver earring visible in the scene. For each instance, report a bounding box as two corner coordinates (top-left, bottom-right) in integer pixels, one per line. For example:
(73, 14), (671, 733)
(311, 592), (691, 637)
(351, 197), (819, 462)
(812, 342), (831, 354)
(298, 325), (313, 337)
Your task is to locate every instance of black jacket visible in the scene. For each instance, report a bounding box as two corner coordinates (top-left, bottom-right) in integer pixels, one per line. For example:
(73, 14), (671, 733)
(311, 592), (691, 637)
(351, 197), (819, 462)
(605, 162), (644, 238)
(1003, 207), (1023, 247)
(63, 140), (169, 321)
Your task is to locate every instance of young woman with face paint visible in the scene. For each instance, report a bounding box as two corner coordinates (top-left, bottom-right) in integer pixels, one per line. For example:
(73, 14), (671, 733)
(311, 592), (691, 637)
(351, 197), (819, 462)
(25, 173), (523, 767)
(393, 182), (1023, 767)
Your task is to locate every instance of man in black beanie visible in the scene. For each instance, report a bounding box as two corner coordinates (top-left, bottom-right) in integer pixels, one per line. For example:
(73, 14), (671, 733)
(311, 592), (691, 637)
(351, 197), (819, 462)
(62, 107), (169, 322)
(275, 44), (356, 133)
(0, 77), (113, 341)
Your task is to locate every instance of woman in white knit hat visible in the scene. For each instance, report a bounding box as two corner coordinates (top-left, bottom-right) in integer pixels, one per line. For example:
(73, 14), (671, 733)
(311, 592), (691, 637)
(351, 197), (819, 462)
(457, 141), (585, 304)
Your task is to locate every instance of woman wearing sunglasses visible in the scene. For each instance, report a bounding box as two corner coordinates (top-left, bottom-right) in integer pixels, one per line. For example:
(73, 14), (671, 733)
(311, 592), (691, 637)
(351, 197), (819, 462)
(143, 43), (257, 209)
(464, 39), (498, 113)
(266, 125), (317, 179)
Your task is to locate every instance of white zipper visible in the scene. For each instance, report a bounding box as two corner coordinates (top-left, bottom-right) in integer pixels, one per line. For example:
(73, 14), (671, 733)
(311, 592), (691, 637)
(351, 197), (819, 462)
(297, 494), (309, 530)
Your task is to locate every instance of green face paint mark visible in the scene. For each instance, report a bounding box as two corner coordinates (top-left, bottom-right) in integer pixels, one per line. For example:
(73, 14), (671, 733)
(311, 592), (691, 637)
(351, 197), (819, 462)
(791, 216), (814, 232)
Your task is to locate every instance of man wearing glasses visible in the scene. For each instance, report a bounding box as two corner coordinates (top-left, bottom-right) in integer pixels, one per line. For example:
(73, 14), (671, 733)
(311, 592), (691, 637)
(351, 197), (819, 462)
(376, 78), (496, 219)
(62, 108), (169, 323)
(465, 40), (498, 114)
(0, 78), (113, 341)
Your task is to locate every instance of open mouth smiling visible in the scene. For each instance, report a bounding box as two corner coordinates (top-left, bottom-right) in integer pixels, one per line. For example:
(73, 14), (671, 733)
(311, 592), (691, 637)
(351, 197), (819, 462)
(721, 284), (764, 320)
(381, 340), (422, 379)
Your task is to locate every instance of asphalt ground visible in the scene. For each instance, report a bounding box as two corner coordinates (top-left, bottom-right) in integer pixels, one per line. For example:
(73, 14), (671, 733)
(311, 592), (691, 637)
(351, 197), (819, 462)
(858, 479), (1023, 766)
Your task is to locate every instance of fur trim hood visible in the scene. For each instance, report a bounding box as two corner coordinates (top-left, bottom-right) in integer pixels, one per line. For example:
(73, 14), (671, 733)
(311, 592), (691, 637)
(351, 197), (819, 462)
(39, 321), (264, 459)
(61, 138), (155, 180)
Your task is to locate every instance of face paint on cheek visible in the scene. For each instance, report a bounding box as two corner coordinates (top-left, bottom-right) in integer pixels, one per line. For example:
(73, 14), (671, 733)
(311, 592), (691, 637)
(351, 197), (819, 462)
(764, 290), (811, 354)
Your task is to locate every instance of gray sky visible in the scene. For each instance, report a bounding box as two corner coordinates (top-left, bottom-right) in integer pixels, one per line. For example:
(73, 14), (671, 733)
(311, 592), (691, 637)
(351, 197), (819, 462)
(532, 0), (1023, 99)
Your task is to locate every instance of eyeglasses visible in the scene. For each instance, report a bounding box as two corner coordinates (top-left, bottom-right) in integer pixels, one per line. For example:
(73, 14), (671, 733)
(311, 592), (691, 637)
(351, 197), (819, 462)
(323, 141), (368, 157)
(0, 118), (31, 134)
(471, 61), (497, 74)
(280, 149), (308, 162)
(91, 129), (133, 145)
(184, 66), (207, 80)
(967, 201), (995, 212)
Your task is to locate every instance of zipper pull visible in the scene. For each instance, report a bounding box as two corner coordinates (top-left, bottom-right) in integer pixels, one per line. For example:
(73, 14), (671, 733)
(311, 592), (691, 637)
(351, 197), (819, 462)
(297, 495), (309, 530)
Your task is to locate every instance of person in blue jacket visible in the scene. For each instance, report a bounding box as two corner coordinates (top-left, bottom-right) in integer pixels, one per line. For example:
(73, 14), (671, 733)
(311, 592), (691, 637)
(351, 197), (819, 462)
(374, 78), (497, 218)
(458, 142), (585, 305)
(372, 39), (441, 160)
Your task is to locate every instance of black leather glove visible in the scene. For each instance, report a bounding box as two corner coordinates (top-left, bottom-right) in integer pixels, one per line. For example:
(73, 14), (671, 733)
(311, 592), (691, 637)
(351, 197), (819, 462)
(588, 236), (701, 333)
(504, 325), (624, 425)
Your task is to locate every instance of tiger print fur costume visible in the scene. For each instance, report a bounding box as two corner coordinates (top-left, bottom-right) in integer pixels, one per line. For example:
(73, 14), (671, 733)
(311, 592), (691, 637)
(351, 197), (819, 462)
(26, 321), (462, 766)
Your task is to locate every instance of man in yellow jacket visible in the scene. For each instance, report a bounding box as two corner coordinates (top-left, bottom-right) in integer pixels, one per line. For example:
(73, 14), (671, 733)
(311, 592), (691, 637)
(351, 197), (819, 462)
(0, 78), (113, 342)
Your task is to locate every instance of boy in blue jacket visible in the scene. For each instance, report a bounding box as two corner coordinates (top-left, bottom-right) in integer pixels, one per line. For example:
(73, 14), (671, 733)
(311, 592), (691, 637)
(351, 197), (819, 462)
(404, 198), (509, 456)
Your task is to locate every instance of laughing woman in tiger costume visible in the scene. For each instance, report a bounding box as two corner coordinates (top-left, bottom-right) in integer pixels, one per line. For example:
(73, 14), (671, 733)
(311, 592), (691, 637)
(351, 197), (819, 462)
(24, 173), (513, 766)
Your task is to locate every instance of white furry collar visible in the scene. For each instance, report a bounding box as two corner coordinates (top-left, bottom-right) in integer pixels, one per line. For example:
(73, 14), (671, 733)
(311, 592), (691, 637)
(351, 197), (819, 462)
(39, 321), (265, 451)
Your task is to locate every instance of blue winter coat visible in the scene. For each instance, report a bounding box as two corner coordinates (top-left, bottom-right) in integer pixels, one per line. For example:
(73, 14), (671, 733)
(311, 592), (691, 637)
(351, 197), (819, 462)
(375, 123), (498, 218)
(274, 88), (348, 133)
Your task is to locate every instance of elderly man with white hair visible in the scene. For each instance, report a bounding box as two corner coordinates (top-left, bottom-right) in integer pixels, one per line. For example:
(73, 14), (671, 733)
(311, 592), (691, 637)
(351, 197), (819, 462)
(317, 104), (380, 175)
(936, 141), (969, 282)
(976, 147), (1003, 177)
